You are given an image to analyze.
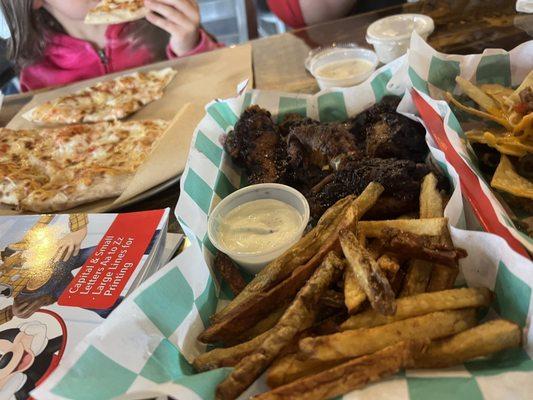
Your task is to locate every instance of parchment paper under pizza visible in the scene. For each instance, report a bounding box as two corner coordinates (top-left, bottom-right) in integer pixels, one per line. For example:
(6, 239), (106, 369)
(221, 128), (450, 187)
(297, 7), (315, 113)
(85, 0), (148, 24)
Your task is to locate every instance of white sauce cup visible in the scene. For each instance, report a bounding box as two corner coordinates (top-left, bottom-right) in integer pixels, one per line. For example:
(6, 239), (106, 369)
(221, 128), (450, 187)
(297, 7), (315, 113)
(308, 47), (378, 90)
(366, 14), (435, 64)
(207, 183), (310, 275)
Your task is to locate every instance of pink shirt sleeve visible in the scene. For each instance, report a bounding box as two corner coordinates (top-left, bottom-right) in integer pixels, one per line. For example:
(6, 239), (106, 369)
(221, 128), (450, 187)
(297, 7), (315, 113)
(267, 0), (306, 29)
(166, 29), (224, 59)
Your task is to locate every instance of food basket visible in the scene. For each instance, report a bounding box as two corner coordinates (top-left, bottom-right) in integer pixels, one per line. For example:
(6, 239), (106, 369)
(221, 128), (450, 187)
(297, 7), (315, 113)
(32, 56), (533, 400)
(405, 33), (533, 257)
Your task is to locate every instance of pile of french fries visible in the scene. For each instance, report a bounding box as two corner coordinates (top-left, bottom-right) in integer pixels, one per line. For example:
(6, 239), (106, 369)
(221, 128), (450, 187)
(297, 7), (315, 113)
(195, 177), (522, 400)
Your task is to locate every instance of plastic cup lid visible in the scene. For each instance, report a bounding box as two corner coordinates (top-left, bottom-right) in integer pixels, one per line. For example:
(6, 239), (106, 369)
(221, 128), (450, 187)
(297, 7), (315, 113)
(366, 13), (434, 43)
(304, 43), (362, 72)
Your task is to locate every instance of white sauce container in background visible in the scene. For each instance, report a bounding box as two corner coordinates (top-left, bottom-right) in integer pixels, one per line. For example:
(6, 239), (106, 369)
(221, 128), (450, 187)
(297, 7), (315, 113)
(307, 47), (378, 90)
(208, 183), (310, 274)
(366, 14), (434, 63)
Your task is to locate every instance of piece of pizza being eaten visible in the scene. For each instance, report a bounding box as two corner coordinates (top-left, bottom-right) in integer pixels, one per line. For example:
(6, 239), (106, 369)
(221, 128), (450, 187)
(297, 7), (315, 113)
(85, 0), (147, 24)
(0, 119), (168, 212)
(23, 68), (177, 125)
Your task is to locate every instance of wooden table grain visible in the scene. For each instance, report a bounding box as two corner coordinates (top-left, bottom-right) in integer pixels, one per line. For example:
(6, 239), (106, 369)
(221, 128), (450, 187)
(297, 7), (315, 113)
(1, 0), (532, 232)
(253, 0), (533, 93)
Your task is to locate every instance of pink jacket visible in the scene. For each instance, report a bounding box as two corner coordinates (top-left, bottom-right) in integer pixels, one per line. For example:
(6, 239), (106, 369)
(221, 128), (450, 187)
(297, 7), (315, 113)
(20, 24), (223, 92)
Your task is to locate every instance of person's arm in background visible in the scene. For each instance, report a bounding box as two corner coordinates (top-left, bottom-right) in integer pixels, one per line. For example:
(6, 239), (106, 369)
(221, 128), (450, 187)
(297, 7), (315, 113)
(267, 0), (356, 29)
(144, 0), (223, 58)
(299, 0), (356, 26)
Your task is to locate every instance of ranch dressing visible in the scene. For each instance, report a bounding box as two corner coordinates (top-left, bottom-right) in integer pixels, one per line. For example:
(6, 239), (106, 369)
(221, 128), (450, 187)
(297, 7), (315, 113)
(315, 59), (374, 80)
(217, 199), (302, 254)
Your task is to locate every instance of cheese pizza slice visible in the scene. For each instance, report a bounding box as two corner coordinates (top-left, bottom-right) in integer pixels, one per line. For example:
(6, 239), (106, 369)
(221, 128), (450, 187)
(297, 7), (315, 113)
(85, 0), (148, 24)
(23, 68), (177, 125)
(0, 163), (49, 208)
(0, 119), (168, 212)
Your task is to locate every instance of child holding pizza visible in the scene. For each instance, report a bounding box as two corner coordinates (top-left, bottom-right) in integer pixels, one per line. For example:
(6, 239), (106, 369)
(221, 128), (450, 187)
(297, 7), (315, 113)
(0, 0), (223, 91)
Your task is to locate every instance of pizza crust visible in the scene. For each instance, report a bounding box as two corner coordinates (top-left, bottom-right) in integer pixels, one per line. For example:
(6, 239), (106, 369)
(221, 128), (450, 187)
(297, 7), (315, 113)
(21, 173), (131, 213)
(85, 6), (149, 24)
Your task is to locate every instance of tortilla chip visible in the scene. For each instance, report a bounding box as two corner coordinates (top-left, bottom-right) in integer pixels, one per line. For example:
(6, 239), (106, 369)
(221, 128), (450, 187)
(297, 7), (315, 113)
(507, 70), (533, 107)
(514, 113), (533, 136)
(466, 130), (533, 157)
(491, 155), (533, 200)
(455, 77), (503, 117)
(480, 84), (514, 111)
(445, 92), (513, 131)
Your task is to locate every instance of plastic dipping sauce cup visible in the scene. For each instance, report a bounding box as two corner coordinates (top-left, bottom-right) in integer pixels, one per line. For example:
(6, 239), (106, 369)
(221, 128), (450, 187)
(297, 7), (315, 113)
(366, 14), (434, 64)
(207, 183), (310, 275)
(308, 47), (378, 90)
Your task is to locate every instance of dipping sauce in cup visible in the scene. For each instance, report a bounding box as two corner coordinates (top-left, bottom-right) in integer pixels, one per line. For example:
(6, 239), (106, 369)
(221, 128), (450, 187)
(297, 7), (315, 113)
(217, 199), (303, 254)
(307, 47), (378, 90)
(208, 184), (310, 274)
(366, 14), (434, 63)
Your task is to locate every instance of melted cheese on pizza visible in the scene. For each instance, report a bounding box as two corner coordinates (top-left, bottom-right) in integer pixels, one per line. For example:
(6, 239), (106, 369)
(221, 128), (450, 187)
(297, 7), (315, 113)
(24, 68), (176, 125)
(0, 119), (168, 212)
(85, 0), (148, 24)
(91, 0), (145, 13)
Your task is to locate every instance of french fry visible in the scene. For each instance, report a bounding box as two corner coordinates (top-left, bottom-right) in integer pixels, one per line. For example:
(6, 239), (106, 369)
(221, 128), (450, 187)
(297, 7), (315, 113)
(350, 182), (385, 218)
(214, 182), (384, 324)
(419, 173), (444, 219)
(427, 265), (459, 292)
(363, 242), (400, 278)
(267, 353), (341, 388)
(340, 230), (396, 315)
(358, 218), (448, 239)
(343, 267), (366, 314)
(341, 287), (492, 330)
(200, 204), (357, 344)
(377, 253), (400, 275)
(214, 252), (247, 296)
(401, 260), (433, 297)
(299, 309), (477, 362)
(343, 252), (399, 314)
(232, 306), (288, 344)
(413, 320), (521, 368)
(215, 253), (345, 400)
(201, 184), (384, 343)
(411, 173), (461, 290)
(194, 330), (272, 372)
(365, 239), (382, 258)
(210, 195), (353, 324)
(256, 341), (425, 400)
(320, 290), (345, 309)
(377, 228), (467, 267)
(401, 173), (442, 296)
(311, 314), (343, 336)
(389, 266), (406, 296)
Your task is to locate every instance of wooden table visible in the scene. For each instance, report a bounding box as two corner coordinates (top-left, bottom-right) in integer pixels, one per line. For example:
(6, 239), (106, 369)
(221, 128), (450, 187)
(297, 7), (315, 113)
(253, 0), (533, 92)
(2, 0), (532, 232)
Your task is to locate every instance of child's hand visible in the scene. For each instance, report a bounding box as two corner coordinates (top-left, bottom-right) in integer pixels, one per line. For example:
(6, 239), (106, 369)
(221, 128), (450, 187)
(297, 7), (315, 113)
(53, 227), (87, 262)
(145, 0), (201, 56)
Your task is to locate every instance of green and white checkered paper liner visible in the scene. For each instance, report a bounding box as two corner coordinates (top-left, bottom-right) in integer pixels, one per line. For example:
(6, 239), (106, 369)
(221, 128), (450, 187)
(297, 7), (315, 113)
(406, 33), (533, 252)
(33, 49), (533, 400)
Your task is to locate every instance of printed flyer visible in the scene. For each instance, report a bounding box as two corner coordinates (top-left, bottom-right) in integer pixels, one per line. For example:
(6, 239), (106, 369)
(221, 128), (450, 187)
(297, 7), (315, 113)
(0, 210), (168, 400)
